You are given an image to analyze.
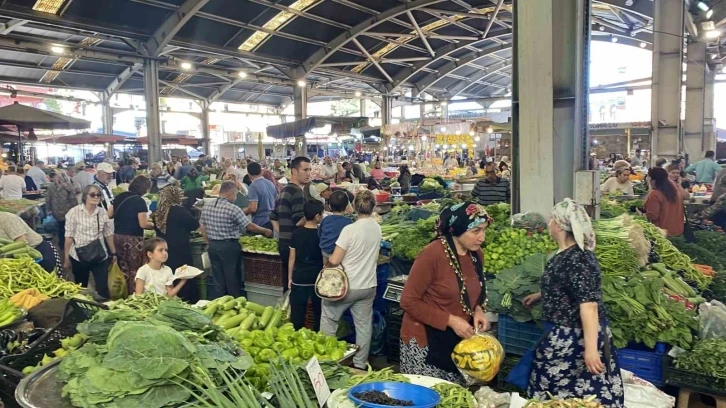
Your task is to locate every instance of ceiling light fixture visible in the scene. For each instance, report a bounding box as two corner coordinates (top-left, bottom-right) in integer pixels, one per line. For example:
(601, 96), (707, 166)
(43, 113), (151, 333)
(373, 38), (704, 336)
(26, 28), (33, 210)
(640, 42), (647, 48)
(475, 136), (481, 142)
(238, 71), (248, 78)
(421, 135), (427, 141)
(469, 130), (475, 136)
(705, 29), (721, 39)
(707, 9), (714, 18)
(697, 1), (710, 12)
(297, 80), (307, 87)
(440, 101), (448, 106)
(440, 126), (447, 132)
(50, 45), (65, 54)
(354, 91), (362, 97)
(611, 36), (618, 43)
(180, 62), (193, 70)
(486, 126), (494, 134)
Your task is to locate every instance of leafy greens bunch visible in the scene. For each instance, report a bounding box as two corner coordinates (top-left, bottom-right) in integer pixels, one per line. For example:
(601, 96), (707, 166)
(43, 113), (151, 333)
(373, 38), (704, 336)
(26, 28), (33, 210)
(486, 253), (547, 322)
(59, 299), (253, 408)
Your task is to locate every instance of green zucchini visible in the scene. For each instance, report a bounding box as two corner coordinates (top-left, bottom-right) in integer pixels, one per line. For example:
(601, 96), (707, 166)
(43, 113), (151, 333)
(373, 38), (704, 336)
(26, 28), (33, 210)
(245, 302), (266, 316)
(259, 306), (274, 327)
(0, 242), (27, 254)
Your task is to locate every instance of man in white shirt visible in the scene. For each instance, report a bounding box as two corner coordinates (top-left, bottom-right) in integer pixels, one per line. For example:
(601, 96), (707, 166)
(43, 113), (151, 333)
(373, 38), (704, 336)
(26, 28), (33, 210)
(26, 161), (48, 188)
(320, 156), (338, 182)
(0, 166), (26, 200)
(444, 153), (459, 169)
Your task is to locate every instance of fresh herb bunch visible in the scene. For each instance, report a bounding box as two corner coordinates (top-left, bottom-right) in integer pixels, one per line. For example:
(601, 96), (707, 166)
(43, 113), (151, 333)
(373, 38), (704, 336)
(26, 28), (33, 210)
(675, 338), (726, 380)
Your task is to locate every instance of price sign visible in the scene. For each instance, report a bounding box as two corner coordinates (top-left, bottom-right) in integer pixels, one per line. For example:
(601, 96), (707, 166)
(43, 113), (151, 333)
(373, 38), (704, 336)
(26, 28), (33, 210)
(306, 356), (331, 407)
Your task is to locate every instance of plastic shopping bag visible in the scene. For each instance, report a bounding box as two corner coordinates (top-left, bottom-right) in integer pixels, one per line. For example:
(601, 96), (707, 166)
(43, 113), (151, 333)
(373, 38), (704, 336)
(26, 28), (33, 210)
(621, 369), (675, 408)
(276, 291), (290, 318)
(43, 215), (58, 233)
(107, 261), (127, 300)
(698, 300), (726, 340)
(165, 265), (204, 286)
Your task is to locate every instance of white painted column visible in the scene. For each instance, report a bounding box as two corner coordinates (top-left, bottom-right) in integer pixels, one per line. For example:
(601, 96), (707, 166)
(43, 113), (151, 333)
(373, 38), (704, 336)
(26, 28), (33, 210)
(143, 59), (162, 165)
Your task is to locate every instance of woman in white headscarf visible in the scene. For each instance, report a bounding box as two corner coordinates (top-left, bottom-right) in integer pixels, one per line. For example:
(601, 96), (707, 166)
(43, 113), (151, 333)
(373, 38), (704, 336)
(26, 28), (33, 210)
(521, 199), (624, 407)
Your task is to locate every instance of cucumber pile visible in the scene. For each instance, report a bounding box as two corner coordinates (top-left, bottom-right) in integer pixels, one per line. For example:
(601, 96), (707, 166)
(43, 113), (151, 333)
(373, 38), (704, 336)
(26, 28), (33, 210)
(0, 239), (42, 260)
(202, 296), (284, 340)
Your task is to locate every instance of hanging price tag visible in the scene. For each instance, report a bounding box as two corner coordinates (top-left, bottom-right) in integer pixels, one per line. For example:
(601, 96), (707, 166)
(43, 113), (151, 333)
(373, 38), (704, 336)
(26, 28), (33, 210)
(306, 356), (331, 406)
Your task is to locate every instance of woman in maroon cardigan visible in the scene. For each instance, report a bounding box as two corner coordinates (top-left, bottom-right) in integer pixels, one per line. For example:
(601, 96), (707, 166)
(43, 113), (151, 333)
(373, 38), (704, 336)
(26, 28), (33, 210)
(399, 202), (491, 385)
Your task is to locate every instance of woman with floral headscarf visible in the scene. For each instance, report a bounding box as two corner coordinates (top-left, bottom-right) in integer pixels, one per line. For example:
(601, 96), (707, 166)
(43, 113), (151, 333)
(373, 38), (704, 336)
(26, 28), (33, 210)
(522, 199), (623, 407)
(152, 186), (200, 302)
(399, 202), (491, 385)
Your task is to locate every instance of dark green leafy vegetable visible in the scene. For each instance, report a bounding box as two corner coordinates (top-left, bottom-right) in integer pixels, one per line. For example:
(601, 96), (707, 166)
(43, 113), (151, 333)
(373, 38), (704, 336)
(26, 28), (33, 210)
(675, 338), (726, 380)
(487, 254), (547, 322)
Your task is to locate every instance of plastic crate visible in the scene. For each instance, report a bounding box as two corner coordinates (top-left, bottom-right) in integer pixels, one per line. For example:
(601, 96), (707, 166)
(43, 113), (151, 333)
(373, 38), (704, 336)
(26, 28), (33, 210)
(243, 253), (284, 287)
(0, 299), (106, 394)
(496, 354), (526, 394)
(665, 358), (726, 397)
(497, 315), (544, 356)
(617, 343), (666, 387)
(246, 282), (283, 307)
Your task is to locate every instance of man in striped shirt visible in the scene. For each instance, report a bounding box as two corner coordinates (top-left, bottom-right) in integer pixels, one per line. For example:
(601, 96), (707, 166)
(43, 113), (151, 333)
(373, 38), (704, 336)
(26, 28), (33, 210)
(270, 156), (312, 291)
(471, 162), (511, 206)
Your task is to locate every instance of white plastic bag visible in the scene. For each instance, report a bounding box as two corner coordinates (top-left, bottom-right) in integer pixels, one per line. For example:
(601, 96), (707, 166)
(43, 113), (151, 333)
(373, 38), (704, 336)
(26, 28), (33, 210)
(474, 386), (511, 408)
(276, 291), (291, 318)
(622, 369), (675, 408)
(698, 300), (726, 340)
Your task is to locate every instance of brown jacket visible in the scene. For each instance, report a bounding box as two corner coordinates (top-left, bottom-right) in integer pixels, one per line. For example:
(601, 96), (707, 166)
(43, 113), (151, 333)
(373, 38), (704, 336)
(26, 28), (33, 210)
(400, 240), (483, 347)
(644, 188), (685, 236)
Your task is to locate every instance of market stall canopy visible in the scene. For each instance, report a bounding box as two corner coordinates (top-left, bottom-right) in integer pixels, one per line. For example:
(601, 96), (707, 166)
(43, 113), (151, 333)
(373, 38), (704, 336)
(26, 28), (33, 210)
(266, 117), (368, 139)
(0, 102), (90, 130)
(43, 133), (128, 145)
(133, 135), (201, 146)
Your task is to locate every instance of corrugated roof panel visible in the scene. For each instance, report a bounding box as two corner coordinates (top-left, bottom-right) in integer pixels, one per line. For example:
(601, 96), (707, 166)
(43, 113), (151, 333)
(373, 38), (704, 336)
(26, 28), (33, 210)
(255, 36), (319, 60)
(239, 0), (321, 52)
(32, 0), (64, 14)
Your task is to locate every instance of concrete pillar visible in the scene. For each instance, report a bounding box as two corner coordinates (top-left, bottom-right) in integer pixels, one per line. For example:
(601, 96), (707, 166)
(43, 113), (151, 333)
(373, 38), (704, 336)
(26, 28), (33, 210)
(381, 96), (393, 126)
(293, 86), (307, 157)
(200, 107), (211, 156)
(704, 72), (717, 155)
(684, 42), (706, 161)
(359, 98), (366, 117)
(651, 0), (685, 161)
(512, 0), (591, 215)
(143, 59), (162, 165)
(101, 101), (114, 160)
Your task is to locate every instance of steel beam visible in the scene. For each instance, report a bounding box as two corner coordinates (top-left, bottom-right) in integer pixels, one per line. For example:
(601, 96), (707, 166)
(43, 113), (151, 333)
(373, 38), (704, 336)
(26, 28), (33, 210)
(387, 30), (512, 92)
(351, 38), (393, 82)
(145, 0), (209, 56)
(411, 44), (511, 95)
(0, 19), (26, 35)
(104, 63), (142, 99)
(143, 59), (162, 164)
(102, 101), (115, 158)
(406, 11), (435, 56)
(207, 78), (244, 104)
(295, 0), (446, 78)
(293, 85), (307, 156)
(651, 0), (685, 160)
(444, 60), (511, 97)
(684, 41), (707, 159)
(158, 79), (207, 100)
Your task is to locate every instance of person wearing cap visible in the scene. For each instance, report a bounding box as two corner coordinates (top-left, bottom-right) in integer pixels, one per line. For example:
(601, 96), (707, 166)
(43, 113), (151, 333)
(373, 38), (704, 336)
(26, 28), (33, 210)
(93, 162), (115, 211)
(72, 162), (95, 192)
(310, 183), (332, 206)
(0, 165), (26, 200)
(22, 164), (39, 192)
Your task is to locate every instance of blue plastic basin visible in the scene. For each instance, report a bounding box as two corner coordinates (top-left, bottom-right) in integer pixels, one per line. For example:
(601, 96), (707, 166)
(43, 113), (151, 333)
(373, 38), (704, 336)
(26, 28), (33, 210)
(347, 382), (441, 408)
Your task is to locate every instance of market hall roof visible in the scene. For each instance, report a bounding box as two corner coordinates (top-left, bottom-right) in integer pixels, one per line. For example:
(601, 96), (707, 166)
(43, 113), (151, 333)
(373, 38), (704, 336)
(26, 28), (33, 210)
(0, 0), (716, 108)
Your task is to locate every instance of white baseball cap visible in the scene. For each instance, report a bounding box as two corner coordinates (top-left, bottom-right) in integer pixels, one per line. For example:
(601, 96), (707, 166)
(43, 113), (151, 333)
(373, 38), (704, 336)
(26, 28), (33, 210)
(96, 163), (114, 173)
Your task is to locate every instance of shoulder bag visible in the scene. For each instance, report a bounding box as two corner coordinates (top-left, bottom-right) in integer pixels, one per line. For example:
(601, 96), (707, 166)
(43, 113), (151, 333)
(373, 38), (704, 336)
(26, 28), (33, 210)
(315, 266), (349, 301)
(75, 212), (107, 264)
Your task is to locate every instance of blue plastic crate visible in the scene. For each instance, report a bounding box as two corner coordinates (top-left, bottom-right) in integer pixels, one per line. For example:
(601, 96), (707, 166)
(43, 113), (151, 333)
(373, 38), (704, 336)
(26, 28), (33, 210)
(497, 315), (544, 356)
(618, 343), (667, 387)
(409, 186), (420, 194)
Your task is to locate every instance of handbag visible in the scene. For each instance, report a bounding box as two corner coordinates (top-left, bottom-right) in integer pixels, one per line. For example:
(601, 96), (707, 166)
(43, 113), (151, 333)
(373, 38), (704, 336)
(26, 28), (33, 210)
(315, 266), (349, 301)
(75, 213), (107, 264)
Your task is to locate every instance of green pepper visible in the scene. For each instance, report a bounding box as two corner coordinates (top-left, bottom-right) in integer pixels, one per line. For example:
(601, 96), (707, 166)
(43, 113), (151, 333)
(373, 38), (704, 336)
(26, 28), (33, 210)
(315, 332), (327, 344)
(250, 329), (264, 339)
(314, 343), (326, 355)
(280, 340), (294, 350)
(330, 350), (344, 360)
(256, 363), (270, 377)
(300, 346), (314, 360)
(240, 338), (254, 349)
(247, 346), (261, 357)
(273, 341), (285, 351)
(325, 337), (338, 350)
(277, 333), (291, 342)
(337, 340), (347, 349)
(281, 348), (299, 359)
(257, 333), (274, 348)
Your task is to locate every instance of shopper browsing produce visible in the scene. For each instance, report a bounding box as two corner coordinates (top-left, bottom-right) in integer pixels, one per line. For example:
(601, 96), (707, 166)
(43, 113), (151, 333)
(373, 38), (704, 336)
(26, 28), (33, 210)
(270, 156), (312, 291)
(134, 238), (190, 297)
(643, 167), (685, 236)
(43, 169), (78, 257)
(109, 176), (154, 295)
(288, 199), (324, 330)
(200, 181), (272, 299)
(321, 190), (382, 370)
(600, 167), (634, 196)
(666, 163), (692, 200)
(521, 199), (623, 407)
(244, 162), (277, 229)
(399, 202), (491, 386)
(0, 211), (61, 274)
(63, 184), (116, 299)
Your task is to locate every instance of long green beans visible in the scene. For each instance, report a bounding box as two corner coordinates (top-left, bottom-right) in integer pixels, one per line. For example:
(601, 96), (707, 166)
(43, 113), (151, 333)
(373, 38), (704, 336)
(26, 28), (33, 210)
(0, 258), (80, 298)
(432, 383), (476, 407)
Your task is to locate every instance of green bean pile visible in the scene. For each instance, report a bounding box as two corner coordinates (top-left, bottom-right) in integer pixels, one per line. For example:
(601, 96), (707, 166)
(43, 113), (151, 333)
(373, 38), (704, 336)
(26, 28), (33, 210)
(0, 258), (81, 298)
(431, 383), (476, 407)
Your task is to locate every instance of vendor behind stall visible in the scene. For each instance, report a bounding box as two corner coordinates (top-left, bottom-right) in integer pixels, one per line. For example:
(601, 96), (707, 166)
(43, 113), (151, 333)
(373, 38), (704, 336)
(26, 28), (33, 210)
(399, 202), (490, 385)
(0, 212), (61, 274)
(600, 167), (634, 196)
(685, 150), (721, 184)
